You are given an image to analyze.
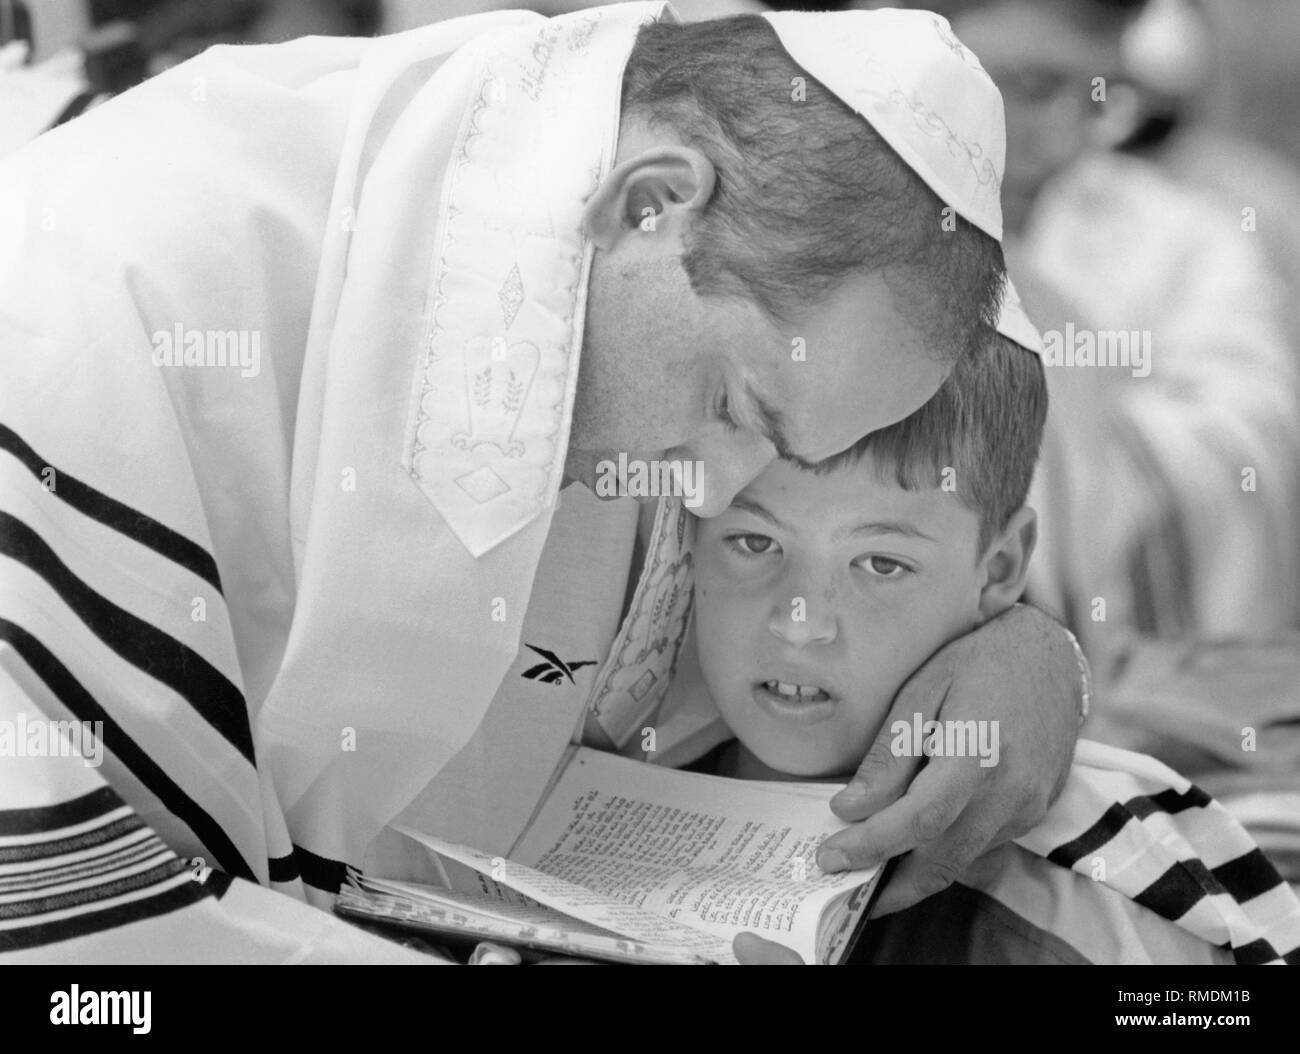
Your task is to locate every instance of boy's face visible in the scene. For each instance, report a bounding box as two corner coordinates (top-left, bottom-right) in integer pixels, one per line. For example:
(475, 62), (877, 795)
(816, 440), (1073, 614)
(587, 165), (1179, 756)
(693, 458), (988, 778)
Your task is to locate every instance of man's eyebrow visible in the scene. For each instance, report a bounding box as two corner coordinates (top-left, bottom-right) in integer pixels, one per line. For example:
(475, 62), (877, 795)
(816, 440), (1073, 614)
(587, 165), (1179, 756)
(846, 520), (937, 543)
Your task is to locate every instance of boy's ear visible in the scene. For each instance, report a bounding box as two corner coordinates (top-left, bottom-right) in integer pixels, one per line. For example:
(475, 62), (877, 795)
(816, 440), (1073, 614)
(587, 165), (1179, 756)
(977, 505), (1038, 621)
(581, 145), (716, 250)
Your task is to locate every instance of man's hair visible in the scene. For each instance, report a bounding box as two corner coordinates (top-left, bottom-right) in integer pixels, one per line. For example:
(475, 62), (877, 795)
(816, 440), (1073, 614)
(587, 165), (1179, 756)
(816, 332), (1048, 554)
(621, 15), (1006, 362)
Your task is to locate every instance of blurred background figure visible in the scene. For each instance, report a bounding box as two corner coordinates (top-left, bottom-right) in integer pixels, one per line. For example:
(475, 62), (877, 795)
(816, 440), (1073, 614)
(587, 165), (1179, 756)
(921, 0), (1300, 892)
(920, 0), (1300, 661)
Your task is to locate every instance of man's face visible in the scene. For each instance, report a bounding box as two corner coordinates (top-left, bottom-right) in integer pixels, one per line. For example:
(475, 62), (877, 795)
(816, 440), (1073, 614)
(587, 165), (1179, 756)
(572, 261), (948, 518)
(693, 458), (986, 778)
(954, 1), (1123, 234)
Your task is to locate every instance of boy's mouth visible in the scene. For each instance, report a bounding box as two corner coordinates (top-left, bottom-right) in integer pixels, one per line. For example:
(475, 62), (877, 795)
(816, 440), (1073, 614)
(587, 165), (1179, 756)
(752, 679), (839, 726)
(759, 679), (833, 702)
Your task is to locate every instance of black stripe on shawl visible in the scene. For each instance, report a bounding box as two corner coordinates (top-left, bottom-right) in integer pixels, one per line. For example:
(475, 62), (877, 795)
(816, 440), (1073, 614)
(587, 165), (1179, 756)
(1225, 937), (1284, 966)
(0, 872), (211, 952)
(0, 784), (122, 836)
(0, 839), (169, 895)
(1211, 848), (1287, 905)
(292, 845), (350, 895)
(0, 423), (223, 593)
(1046, 802), (1132, 869)
(0, 814), (146, 865)
(0, 619), (256, 881)
(268, 854), (300, 884)
(0, 512), (254, 764)
(1126, 786), (1213, 818)
(0, 858), (194, 919)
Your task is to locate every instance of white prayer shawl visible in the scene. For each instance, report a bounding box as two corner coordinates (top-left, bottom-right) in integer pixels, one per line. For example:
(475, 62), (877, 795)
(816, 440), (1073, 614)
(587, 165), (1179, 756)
(0, 3), (662, 902)
(2, 5), (1298, 965)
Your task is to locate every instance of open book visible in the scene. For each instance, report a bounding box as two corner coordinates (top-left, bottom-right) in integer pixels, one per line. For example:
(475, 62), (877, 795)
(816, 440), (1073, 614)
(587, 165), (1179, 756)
(334, 746), (881, 964)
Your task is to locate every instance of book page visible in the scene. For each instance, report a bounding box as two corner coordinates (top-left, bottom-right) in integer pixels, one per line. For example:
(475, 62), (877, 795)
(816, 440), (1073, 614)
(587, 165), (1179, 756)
(391, 824), (737, 963)
(510, 748), (877, 963)
(338, 879), (711, 965)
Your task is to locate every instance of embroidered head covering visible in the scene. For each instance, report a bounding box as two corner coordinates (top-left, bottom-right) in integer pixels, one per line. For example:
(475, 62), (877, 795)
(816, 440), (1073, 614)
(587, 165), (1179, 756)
(762, 7), (1041, 354)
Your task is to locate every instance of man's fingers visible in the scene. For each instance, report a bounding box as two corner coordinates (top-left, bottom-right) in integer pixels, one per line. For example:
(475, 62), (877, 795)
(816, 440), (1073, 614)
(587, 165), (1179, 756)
(733, 932), (805, 964)
(868, 804), (1001, 918)
(831, 661), (953, 821)
(819, 751), (982, 871)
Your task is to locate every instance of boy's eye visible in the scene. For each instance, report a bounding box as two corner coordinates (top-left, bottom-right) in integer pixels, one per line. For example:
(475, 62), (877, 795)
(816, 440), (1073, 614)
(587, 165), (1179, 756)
(857, 555), (911, 578)
(725, 532), (778, 557)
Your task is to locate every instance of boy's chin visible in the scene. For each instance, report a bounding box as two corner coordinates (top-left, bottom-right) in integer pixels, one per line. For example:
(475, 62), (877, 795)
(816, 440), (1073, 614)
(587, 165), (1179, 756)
(741, 737), (853, 781)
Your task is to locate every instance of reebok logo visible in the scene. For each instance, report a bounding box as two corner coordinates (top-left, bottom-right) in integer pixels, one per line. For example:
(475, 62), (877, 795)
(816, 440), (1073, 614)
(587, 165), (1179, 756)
(521, 644), (597, 685)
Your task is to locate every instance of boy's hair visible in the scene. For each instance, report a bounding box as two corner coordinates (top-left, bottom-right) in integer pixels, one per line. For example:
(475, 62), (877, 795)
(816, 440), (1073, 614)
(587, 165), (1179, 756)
(816, 332), (1048, 554)
(621, 15), (1006, 362)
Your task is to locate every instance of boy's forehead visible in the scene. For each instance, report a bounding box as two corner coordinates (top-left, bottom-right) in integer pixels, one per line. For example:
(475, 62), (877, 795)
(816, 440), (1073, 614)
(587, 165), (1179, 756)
(730, 458), (980, 544)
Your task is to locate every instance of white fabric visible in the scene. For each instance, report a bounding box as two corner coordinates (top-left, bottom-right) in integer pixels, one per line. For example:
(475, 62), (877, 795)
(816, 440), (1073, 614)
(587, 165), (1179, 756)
(763, 7), (1041, 353)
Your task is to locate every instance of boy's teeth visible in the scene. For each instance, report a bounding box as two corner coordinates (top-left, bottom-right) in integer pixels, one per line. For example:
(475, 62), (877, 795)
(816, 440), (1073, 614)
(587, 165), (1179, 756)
(765, 680), (828, 700)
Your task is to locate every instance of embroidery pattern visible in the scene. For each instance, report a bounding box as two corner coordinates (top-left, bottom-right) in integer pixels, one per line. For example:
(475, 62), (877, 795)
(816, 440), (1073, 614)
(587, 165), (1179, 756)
(586, 497), (696, 749)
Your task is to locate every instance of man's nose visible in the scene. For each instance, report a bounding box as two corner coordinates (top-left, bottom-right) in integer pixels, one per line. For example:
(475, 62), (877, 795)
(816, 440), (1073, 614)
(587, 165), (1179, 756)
(681, 437), (778, 518)
(766, 566), (838, 647)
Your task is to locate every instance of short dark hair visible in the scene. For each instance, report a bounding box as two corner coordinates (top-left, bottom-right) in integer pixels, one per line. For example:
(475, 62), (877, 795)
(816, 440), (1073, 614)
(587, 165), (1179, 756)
(816, 332), (1048, 554)
(621, 15), (1006, 361)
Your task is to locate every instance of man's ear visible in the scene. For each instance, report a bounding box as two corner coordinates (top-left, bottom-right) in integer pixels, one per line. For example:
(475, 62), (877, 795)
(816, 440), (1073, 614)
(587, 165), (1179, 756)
(977, 505), (1038, 621)
(581, 145), (716, 250)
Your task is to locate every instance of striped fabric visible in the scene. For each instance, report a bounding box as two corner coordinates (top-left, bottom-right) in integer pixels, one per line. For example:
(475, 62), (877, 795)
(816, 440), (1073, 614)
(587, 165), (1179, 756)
(1016, 741), (1300, 965)
(0, 664), (440, 961)
(0, 421), (275, 887)
(0, 786), (210, 952)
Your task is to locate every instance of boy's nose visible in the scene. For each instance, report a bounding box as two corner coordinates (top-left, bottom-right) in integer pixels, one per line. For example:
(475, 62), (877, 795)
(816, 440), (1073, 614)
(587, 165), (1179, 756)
(767, 593), (838, 648)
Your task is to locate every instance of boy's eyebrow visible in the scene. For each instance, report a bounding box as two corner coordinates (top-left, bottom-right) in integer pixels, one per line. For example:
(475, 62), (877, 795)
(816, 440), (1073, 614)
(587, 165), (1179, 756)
(728, 499), (939, 544)
(727, 496), (791, 532)
(846, 520), (938, 543)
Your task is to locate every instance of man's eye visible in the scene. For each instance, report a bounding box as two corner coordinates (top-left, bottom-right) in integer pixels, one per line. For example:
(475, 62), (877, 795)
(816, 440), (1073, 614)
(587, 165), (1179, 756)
(715, 391), (741, 434)
(858, 555), (910, 578)
(726, 533), (778, 557)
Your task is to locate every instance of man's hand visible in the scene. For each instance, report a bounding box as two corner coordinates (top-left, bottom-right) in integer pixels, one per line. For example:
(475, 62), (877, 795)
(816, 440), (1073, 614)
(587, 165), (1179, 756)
(815, 605), (1082, 917)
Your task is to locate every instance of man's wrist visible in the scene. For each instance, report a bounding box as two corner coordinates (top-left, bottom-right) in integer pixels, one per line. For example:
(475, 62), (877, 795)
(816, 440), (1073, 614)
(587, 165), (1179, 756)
(1011, 602), (1091, 726)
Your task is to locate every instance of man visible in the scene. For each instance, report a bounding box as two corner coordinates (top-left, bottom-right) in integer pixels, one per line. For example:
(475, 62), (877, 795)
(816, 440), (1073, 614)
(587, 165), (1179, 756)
(0, 4), (1085, 960)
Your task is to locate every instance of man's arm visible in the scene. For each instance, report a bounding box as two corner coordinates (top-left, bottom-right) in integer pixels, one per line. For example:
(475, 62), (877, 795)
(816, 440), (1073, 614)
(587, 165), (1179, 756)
(816, 603), (1083, 916)
(734, 604), (1084, 963)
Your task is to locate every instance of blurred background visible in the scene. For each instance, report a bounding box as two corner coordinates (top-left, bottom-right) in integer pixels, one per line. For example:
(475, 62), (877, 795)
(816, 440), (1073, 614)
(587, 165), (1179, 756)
(4, 0), (1298, 882)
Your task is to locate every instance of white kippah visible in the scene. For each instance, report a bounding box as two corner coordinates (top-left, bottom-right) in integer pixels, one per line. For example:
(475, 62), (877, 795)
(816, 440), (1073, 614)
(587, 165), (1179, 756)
(761, 7), (1042, 355)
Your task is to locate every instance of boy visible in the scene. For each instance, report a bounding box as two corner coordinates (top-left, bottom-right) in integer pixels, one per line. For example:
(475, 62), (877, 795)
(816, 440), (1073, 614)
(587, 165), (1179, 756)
(679, 332), (1300, 964)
